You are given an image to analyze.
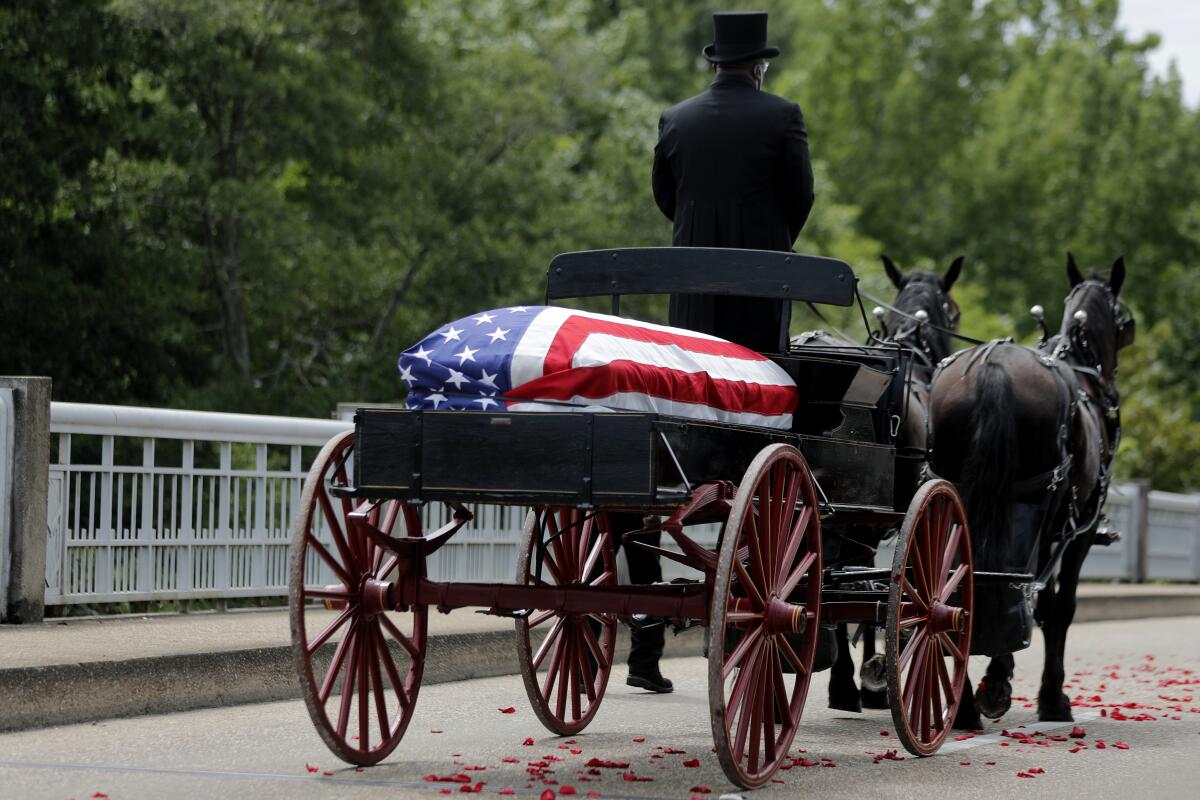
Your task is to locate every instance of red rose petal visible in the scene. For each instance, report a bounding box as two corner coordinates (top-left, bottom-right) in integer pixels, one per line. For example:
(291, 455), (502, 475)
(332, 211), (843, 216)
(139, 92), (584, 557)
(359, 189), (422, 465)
(432, 729), (444, 734)
(682, 759), (701, 768)
(1017, 772), (1035, 778)
(499, 790), (515, 795)
(1114, 742), (1130, 750)
(1070, 726), (1086, 738)
(880, 729), (890, 736)
(586, 792), (601, 798)
(632, 737), (645, 743)
(499, 707), (517, 714)
(90, 795), (109, 799)
(960, 762), (971, 766)
(323, 771), (334, 777)
(570, 749), (583, 755)
(502, 757), (520, 763)
(524, 738), (537, 746)
(584, 758), (629, 769)
(541, 791), (556, 800)
(441, 790), (452, 795)
(305, 763), (319, 773)
(1029, 767), (1045, 774)
(986, 761), (996, 766)
(663, 747), (686, 754)
(559, 786), (577, 795)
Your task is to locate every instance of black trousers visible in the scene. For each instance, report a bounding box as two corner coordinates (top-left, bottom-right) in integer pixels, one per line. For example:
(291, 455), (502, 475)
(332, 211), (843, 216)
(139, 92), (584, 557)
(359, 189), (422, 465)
(608, 512), (664, 674)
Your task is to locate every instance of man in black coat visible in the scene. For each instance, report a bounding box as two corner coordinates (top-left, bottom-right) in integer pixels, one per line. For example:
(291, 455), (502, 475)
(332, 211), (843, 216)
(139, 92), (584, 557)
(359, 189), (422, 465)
(652, 10), (815, 353)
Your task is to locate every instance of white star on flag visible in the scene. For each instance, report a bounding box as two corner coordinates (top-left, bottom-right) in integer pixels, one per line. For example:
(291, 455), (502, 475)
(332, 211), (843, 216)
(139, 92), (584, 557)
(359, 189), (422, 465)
(474, 394), (498, 410)
(486, 326), (510, 343)
(445, 368), (469, 389)
(399, 363), (416, 386)
(471, 312), (496, 326)
(441, 325), (464, 343)
(411, 345), (434, 366)
(453, 345), (478, 364)
(508, 306), (528, 313)
(478, 369), (499, 390)
(427, 391), (447, 409)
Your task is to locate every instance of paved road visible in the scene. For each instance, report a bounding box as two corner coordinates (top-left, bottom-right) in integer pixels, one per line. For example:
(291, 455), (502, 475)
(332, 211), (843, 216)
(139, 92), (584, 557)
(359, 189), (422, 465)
(2, 616), (1198, 800)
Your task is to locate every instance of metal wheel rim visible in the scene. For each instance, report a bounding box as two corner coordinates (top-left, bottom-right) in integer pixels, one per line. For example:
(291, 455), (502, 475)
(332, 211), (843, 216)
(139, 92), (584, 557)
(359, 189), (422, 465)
(288, 430), (427, 765)
(515, 507), (618, 735)
(885, 479), (974, 757)
(708, 444), (822, 789)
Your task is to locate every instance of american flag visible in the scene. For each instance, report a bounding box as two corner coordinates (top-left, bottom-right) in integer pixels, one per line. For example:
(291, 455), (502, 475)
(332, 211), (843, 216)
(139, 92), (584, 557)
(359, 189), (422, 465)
(398, 306), (797, 429)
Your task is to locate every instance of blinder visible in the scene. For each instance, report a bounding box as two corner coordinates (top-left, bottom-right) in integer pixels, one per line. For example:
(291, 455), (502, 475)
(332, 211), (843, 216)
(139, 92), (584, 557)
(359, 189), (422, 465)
(1115, 301), (1136, 349)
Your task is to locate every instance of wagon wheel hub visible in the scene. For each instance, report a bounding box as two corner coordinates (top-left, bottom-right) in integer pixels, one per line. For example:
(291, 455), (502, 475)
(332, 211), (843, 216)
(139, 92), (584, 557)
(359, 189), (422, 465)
(360, 578), (393, 616)
(925, 600), (967, 635)
(764, 594), (812, 635)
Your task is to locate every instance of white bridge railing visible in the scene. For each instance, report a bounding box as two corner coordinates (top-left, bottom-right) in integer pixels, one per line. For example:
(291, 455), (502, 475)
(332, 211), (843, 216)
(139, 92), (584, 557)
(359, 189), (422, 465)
(40, 403), (1200, 608)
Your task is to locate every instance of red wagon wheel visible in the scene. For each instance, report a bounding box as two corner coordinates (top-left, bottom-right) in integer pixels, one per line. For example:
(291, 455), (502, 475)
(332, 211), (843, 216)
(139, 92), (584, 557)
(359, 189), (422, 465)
(885, 479), (974, 757)
(709, 444), (822, 789)
(515, 507), (618, 735)
(289, 430), (427, 765)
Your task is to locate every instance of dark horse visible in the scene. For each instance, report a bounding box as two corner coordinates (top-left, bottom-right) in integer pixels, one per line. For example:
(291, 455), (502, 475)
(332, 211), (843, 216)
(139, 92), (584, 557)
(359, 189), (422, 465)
(822, 254), (965, 712)
(928, 255), (1132, 727)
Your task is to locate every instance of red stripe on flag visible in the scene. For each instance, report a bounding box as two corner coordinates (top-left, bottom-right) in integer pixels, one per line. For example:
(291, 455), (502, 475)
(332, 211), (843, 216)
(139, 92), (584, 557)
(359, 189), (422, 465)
(542, 315), (771, 375)
(506, 361), (797, 416)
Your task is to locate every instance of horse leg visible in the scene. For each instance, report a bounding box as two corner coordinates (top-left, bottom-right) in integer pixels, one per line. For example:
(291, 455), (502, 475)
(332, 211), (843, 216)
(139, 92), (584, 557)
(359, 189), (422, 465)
(828, 622), (862, 712)
(858, 625), (889, 708)
(975, 654), (1015, 720)
(953, 666), (984, 730)
(1038, 536), (1090, 721)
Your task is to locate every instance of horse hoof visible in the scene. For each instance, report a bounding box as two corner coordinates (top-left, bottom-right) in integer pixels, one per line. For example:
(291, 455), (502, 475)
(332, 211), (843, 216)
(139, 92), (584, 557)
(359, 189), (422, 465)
(860, 654), (887, 693)
(829, 688), (863, 713)
(1038, 693), (1073, 722)
(953, 707), (983, 731)
(861, 687), (889, 710)
(975, 678), (1012, 720)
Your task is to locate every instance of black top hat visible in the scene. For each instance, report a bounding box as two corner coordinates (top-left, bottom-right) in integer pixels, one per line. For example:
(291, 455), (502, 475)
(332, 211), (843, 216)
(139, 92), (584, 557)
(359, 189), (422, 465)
(702, 11), (780, 64)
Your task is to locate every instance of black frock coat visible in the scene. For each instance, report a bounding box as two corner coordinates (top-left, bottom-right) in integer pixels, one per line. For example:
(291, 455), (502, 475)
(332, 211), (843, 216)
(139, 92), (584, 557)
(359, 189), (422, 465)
(652, 71), (815, 352)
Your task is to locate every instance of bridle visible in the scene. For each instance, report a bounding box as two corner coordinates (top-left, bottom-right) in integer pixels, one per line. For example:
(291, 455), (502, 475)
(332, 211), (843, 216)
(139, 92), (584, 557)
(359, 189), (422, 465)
(878, 279), (961, 370)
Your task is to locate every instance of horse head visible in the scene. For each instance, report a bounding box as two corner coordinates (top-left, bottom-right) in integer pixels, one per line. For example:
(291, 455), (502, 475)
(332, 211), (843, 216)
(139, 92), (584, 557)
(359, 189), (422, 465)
(880, 254), (965, 366)
(1060, 253), (1134, 385)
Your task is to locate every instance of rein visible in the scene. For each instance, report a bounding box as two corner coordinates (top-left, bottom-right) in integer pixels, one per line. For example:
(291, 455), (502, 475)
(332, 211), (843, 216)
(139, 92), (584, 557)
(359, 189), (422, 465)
(860, 288), (988, 346)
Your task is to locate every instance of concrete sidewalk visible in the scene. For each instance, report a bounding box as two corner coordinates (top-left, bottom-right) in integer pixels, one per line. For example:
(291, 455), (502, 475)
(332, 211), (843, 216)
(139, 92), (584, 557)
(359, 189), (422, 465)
(2, 584), (1198, 732)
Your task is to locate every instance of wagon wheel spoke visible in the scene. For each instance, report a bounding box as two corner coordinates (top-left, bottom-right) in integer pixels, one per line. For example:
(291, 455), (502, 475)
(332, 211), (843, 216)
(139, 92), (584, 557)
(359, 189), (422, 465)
(733, 558), (766, 609)
(898, 628), (926, 671)
(776, 632), (809, 677)
(722, 623), (764, 678)
(374, 621), (411, 713)
(317, 491), (359, 575)
(307, 605), (354, 655)
(336, 623), (361, 738)
(937, 631), (964, 662)
(378, 612), (422, 661)
(532, 617), (567, 670)
(900, 575), (929, 612)
(365, 624), (391, 743)
(318, 617), (358, 703)
(730, 643), (765, 764)
(305, 533), (354, 587)
(580, 529), (609, 582)
(744, 504), (772, 598)
(775, 506), (812, 589)
(579, 618), (611, 671)
(778, 551), (817, 599)
(357, 626), (371, 751)
(527, 609), (557, 630)
(940, 564), (969, 603)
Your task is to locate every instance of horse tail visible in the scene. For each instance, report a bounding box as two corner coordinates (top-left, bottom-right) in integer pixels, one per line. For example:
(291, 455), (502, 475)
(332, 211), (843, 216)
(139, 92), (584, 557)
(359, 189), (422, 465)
(960, 361), (1016, 570)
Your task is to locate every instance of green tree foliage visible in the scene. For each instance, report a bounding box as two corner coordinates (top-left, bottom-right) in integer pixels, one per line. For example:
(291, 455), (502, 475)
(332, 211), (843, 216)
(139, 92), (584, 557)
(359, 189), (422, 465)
(2, 0), (1199, 485)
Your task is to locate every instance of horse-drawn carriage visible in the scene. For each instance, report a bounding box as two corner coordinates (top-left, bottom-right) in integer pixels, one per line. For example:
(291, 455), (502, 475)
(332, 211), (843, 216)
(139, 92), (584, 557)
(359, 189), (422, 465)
(287, 248), (985, 788)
